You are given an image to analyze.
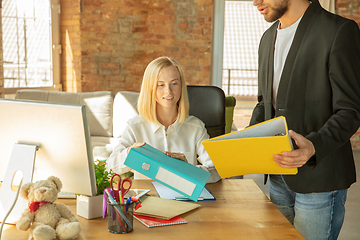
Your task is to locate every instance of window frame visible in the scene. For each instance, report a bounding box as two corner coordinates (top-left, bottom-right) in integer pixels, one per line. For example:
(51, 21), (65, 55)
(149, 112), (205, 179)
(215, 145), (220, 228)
(210, 0), (226, 88)
(3, 0), (61, 95)
(211, 0), (270, 98)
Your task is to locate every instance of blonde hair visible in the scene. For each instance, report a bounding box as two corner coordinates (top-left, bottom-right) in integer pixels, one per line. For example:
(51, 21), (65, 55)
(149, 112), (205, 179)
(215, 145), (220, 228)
(138, 56), (189, 124)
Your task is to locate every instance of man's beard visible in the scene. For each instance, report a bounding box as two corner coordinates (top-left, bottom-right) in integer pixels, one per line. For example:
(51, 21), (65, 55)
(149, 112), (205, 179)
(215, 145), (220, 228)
(264, 0), (289, 23)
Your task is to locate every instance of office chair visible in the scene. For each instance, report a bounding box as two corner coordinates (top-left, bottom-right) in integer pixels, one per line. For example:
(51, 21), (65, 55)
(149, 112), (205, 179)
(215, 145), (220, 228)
(225, 96), (236, 134)
(187, 86), (226, 138)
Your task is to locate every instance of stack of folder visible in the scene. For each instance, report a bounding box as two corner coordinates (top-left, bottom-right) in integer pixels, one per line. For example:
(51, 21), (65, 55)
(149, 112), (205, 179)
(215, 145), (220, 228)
(133, 196), (200, 227)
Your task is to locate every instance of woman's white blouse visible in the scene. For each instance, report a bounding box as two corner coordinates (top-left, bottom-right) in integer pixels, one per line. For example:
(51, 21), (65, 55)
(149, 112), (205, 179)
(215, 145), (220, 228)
(106, 115), (221, 183)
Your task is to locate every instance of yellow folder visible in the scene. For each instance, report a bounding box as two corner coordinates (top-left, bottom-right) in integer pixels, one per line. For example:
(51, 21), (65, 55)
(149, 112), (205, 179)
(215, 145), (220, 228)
(202, 116), (297, 178)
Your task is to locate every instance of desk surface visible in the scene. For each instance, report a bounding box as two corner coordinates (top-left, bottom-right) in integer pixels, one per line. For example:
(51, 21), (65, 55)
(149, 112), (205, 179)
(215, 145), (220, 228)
(1, 179), (304, 240)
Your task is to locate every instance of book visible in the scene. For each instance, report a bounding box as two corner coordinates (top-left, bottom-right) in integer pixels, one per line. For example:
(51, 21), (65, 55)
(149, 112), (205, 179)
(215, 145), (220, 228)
(152, 182), (216, 201)
(134, 214), (187, 228)
(202, 116), (297, 178)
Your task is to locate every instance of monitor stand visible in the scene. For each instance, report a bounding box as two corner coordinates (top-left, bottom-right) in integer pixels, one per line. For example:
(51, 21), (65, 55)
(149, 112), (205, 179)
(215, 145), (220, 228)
(0, 143), (38, 224)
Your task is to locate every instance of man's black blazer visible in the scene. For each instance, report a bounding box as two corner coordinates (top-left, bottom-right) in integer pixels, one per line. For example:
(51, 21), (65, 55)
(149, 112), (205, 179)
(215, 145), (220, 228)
(250, 0), (360, 193)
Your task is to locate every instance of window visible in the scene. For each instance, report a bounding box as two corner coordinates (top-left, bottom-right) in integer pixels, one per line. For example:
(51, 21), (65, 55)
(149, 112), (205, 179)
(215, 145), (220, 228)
(211, 0), (270, 98)
(222, 0), (271, 98)
(2, 0), (61, 94)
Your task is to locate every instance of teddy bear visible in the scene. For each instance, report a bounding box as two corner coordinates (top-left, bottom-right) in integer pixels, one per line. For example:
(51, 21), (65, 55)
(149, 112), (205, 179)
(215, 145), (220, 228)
(16, 176), (82, 240)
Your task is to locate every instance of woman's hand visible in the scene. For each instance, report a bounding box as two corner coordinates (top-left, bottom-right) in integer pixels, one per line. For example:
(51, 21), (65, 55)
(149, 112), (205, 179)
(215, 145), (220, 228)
(127, 142), (146, 154)
(163, 151), (188, 163)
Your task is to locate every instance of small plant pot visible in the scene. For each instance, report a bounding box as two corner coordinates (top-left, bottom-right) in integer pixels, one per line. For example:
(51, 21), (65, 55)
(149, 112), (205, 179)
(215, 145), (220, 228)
(76, 194), (103, 219)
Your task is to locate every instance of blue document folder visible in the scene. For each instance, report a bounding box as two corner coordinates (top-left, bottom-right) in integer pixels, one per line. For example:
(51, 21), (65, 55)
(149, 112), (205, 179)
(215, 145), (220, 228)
(124, 144), (210, 202)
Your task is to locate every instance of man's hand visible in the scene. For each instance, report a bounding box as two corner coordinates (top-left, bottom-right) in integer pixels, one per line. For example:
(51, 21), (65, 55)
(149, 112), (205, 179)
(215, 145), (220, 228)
(273, 130), (315, 168)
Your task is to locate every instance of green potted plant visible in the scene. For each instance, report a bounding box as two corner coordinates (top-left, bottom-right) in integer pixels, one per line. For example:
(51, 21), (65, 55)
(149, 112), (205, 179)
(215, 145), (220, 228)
(76, 160), (114, 219)
(94, 160), (114, 196)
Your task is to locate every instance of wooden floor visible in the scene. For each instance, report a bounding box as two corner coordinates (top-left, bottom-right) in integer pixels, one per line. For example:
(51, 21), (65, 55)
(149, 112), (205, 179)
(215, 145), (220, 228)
(235, 100), (360, 240)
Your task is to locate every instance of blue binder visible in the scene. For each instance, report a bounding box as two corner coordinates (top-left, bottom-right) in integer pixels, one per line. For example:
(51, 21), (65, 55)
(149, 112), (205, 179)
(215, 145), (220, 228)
(124, 144), (210, 202)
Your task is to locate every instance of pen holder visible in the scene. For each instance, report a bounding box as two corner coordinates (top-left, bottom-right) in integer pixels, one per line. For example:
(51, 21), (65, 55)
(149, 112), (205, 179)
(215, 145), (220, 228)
(107, 200), (135, 234)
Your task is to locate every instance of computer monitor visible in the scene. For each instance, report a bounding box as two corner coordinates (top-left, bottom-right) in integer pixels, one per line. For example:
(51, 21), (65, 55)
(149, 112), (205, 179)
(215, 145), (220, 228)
(0, 98), (97, 196)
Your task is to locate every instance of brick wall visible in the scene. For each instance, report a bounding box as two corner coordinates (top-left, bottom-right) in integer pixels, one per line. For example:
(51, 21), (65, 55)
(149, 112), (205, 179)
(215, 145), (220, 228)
(73, 0), (213, 93)
(60, 0), (82, 92)
(336, 0), (360, 26)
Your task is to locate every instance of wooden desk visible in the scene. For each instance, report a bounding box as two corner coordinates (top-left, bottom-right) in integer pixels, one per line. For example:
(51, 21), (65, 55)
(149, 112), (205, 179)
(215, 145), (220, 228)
(1, 179), (304, 239)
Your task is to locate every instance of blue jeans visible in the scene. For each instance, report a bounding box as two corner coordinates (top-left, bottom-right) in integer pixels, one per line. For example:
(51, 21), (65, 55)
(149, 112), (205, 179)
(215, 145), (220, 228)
(269, 175), (347, 240)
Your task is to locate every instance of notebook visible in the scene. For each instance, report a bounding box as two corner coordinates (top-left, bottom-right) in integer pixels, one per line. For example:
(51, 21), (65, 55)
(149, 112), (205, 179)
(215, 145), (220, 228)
(134, 214), (187, 228)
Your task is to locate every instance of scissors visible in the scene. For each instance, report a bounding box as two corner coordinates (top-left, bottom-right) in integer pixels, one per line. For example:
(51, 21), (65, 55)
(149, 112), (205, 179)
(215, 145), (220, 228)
(110, 174), (132, 203)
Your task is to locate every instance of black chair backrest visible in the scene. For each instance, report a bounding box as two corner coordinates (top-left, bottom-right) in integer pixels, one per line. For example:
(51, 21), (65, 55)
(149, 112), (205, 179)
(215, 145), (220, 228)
(187, 86), (225, 138)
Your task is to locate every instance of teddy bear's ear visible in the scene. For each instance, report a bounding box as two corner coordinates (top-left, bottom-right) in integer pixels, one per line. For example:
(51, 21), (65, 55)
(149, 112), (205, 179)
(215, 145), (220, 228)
(19, 182), (33, 200)
(47, 176), (63, 193)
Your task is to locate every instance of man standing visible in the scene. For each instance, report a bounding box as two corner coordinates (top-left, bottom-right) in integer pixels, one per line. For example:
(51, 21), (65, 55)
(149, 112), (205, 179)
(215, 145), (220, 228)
(251, 0), (360, 239)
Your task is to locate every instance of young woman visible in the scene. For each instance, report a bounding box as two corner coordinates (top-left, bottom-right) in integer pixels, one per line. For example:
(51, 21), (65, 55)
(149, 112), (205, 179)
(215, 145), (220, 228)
(107, 56), (221, 183)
